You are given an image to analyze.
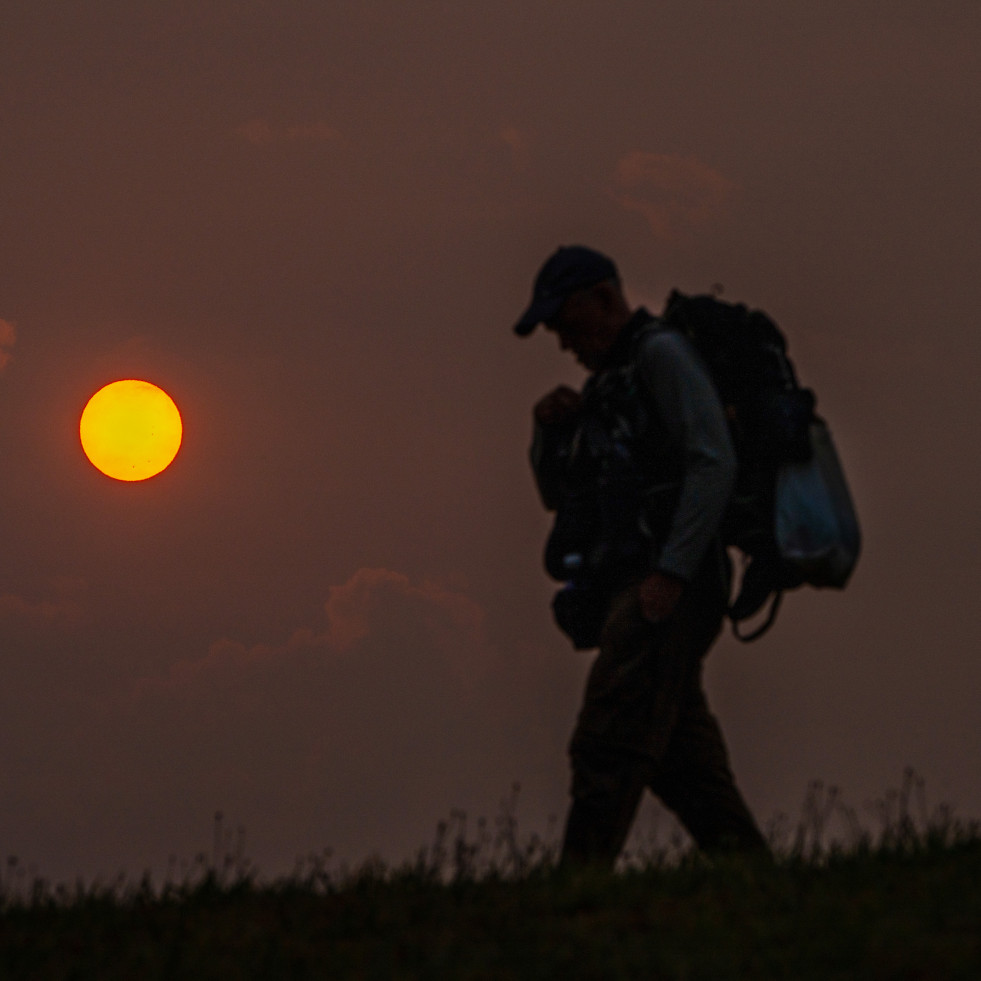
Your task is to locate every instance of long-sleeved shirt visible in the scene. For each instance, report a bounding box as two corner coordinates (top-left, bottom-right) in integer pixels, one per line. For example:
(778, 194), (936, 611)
(531, 309), (736, 583)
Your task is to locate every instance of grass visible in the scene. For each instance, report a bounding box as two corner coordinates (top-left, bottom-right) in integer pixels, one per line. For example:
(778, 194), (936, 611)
(1, 770), (980, 980)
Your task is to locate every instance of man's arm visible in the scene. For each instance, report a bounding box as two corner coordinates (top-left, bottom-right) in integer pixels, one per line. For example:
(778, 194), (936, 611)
(635, 331), (736, 620)
(529, 385), (581, 510)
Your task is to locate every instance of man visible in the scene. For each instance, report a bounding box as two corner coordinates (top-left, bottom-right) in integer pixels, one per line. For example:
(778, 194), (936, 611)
(515, 245), (768, 868)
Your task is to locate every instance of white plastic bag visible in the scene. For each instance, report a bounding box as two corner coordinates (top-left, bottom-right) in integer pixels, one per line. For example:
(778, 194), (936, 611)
(774, 420), (861, 588)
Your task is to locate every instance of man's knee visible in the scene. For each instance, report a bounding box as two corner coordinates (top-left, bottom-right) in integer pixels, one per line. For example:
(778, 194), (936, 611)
(562, 750), (648, 868)
(569, 742), (649, 802)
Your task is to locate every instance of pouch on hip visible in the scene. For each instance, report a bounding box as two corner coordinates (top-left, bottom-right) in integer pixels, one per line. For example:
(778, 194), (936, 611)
(551, 582), (609, 650)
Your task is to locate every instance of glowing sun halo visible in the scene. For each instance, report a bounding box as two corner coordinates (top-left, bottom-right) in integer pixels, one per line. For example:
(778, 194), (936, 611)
(80, 380), (183, 481)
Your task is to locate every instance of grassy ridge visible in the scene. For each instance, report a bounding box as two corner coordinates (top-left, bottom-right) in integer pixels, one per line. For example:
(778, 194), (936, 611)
(2, 834), (980, 980)
(3, 773), (980, 980)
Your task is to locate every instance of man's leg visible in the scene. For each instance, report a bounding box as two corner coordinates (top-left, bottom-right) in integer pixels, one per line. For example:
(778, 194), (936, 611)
(650, 681), (769, 854)
(561, 556), (726, 869)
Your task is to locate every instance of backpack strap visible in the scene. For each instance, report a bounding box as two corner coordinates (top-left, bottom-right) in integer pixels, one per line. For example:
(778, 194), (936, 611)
(731, 590), (783, 643)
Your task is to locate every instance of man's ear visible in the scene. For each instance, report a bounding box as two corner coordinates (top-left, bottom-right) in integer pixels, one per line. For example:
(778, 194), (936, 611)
(593, 279), (629, 320)
(593, 280), (619, 308)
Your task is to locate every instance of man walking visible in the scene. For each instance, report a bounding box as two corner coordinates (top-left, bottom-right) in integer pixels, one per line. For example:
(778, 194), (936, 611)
(515, 245), (768, 868)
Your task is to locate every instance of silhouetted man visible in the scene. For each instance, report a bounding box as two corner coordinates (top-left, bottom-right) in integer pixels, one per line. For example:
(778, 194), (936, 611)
(514, 246), (768, 868)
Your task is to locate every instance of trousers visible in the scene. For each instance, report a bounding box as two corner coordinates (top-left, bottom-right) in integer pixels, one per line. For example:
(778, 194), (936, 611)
(561, 547), (768, 867)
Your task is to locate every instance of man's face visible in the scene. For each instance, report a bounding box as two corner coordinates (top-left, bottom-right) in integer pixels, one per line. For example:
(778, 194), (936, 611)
(544, 285), (619, 371)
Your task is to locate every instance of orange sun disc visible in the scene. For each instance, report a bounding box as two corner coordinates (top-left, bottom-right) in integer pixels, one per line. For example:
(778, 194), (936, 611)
(80, 380), (183, 481)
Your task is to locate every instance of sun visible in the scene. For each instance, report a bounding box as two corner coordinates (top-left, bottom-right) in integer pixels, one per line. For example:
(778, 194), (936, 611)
(80, 380), (183, 481)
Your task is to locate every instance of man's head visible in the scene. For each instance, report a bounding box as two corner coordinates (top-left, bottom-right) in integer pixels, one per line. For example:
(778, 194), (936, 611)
(514, 245), (632, 370)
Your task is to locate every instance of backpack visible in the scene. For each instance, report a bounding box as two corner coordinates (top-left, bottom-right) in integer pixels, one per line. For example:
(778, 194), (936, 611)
(660, 290), (861, 640)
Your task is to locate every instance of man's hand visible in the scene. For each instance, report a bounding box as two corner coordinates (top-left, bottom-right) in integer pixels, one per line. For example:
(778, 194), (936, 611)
(534, 385), (581, 426)
(638, 572), (685, 624)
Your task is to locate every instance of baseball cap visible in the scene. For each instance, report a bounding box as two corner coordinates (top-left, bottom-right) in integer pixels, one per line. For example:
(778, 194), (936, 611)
(513, 245), (619, 336)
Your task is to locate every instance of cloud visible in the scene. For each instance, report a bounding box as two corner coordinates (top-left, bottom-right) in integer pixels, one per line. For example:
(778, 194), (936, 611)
(133, 567), (492, 707)
(325, 567), (485, 667)
(0, 318), (15, 371)
(610, 151), (736, 239)
(8, 567), (581, 883)
(0, 581), (84, 625)
(235, 118), (343, 146)
(136, 630), (322, 703)
(109, 568), (566, 871)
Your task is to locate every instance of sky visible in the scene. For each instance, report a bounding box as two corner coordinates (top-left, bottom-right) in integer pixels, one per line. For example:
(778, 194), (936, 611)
(1, 1), (980, 885)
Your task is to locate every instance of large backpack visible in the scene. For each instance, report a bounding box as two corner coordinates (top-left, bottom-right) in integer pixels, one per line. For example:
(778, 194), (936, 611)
(660, 290), (861, 640)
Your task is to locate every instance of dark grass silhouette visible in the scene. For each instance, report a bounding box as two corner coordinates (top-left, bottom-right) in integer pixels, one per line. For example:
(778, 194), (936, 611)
(2, 769), (980, 980)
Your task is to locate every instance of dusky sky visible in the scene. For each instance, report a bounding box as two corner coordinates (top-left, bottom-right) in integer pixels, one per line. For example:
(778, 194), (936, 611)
(1, 1), (980, 883)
